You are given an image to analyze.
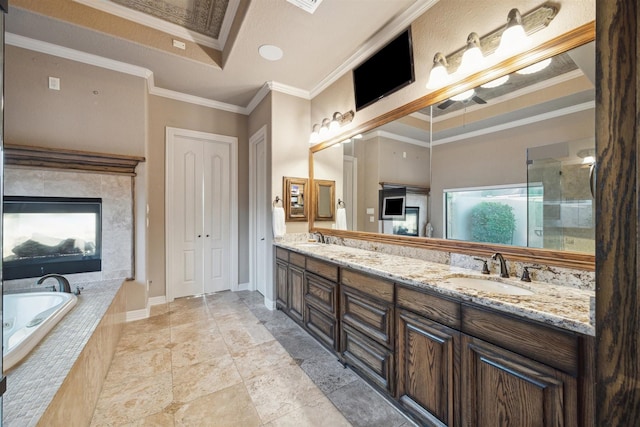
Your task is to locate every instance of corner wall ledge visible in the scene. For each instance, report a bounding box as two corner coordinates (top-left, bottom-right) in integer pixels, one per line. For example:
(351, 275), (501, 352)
(4, 144), (146, 176)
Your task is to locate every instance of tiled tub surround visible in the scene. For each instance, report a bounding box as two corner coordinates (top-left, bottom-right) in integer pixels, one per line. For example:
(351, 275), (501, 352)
(4, 167), (134, 289)
(3, 279), (126, 426)
(275, 241), (595, 336)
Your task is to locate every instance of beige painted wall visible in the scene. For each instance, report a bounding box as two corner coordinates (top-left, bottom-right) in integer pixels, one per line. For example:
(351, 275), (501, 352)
(271, 91), (311, 234)
(5, 46), (146, 155)
(147, 95), (249, 298)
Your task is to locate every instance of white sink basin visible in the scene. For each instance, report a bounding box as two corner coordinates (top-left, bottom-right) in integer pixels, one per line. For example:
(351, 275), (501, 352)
(444, 276), (534, 296)
(294, 242), (321, 247)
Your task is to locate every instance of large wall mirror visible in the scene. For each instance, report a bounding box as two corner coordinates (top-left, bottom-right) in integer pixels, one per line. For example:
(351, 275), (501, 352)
(310, 22), (595, 270)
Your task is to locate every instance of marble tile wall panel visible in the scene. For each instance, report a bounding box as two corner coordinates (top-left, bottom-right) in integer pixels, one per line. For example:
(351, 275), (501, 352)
(4, 167), (134, 291)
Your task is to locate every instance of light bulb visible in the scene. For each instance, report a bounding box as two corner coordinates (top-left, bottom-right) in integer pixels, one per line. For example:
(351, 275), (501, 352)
(516, 58), (552, 74)
(426, 53), (450, 90)
(495, 9), (530, 58)
(450, 89), (475, 102)
(457, 33), (485, 76)
(481, 75), (509, 88)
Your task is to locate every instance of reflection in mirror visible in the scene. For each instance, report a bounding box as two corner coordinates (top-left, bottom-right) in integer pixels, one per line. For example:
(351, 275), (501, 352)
(283, 177), (308, 221)
(314, 179), (335, 221)
(312, 40), (595, 254)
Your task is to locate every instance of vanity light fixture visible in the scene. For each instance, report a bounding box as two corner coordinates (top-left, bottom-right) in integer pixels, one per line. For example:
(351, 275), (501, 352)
(481, 74), (509, 88)
(309, 110), (355, 145)
(426, 52), (451, 89)
(450, 88), (476, 102)
(456, 33), (486, 76)
(495, 8), (530, 58)
(515, 57), (552, 74)
(425, 4), (557, 91)
(309, 124), (320, 144)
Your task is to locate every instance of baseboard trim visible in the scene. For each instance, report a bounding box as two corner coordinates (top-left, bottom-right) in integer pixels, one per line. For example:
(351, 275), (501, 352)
(237, 282), (250, 291)
(126, 306), (150, 322)
(264, 296), (276, 311)
(149, 295), (167, 306)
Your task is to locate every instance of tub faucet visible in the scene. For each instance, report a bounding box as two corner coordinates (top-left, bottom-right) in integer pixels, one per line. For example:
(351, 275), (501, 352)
(492, 253), (509, 278)
(37, 274), (71, 293)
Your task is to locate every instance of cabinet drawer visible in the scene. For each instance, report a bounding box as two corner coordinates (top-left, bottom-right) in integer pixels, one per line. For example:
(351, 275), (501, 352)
(341, 323), (394, 394)
(397, 285), (460, 329)
(305, 273), (337, 315)
(461, 304), (578, 374)
(306, 257), (339, 282)
(341, 268), (394, 303)
(341, 285), (394, 349)
(275, 247), (289, 262)
(289, 251), (306, 268)
(305, 303), (338, 351)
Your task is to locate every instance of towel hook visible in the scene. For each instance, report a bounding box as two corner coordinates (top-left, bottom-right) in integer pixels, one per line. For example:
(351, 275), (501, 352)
(337, 199), (345, 208)
(273, 196), (283, 207)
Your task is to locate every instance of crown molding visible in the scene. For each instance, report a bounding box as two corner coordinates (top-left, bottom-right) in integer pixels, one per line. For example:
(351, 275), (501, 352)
(6, 32), (248, 114)
(432, 100), (595, 146)
(363, 129), (430, 148)
(310, 0), (439, 98)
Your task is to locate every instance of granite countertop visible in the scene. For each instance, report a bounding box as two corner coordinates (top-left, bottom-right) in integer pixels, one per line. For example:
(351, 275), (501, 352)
(275, 241), (595, 336)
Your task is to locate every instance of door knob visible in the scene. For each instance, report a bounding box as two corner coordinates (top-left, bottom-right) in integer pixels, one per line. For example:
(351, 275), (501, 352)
(261, 238), (265, 241)
(198, 234), (201, 238)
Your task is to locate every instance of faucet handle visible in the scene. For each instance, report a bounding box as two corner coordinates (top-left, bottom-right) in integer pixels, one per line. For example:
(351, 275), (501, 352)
(520, 266), (540, 282)
(473, 258), (490, 274)
(74, 286), (84, 296)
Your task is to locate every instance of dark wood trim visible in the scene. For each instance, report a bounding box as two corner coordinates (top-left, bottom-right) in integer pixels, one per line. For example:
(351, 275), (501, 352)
(309, 22), (597, 272)
(4, 144), (145, 176)
(595, 0), (640, 425)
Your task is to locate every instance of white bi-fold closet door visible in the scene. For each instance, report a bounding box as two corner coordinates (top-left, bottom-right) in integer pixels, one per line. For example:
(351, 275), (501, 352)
(166, 127), (237, 300)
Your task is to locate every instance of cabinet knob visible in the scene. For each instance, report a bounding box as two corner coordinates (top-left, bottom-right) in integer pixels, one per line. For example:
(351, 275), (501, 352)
(198, 234), (201, 238)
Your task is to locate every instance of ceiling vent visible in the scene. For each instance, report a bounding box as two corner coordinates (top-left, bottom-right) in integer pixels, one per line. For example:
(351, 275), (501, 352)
(287, 0), (323, 14)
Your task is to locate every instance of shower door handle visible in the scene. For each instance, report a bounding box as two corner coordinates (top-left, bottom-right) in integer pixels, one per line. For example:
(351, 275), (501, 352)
(589, 162), (596, 199)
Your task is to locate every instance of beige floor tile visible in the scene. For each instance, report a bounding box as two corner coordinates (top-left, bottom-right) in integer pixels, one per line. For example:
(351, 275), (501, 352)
(122, 409), (176, 426)
(245, 364), (326, 423)
(174, 383), (262, 427)
(172, 353), (243, 404)
(169, 295), (209, 311)
(170, 333), (229, 368)
(105, 347), (172, 384)
(263, 396), (352, 427)
(91, 372), (173, 425)
(220, 323), (276, 355)
(150, 303), (170, 316)
(125, 313), (172, 336)
(170, 305), (213, 328)
(170, 318), (220, 344)
(233, 339), (297, 381)
(116, 328), (172, 355)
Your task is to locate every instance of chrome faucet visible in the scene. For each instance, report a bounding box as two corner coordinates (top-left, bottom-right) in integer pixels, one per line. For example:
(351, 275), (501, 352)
(492, 253), (509, 278)
(37, 274), (71, 293)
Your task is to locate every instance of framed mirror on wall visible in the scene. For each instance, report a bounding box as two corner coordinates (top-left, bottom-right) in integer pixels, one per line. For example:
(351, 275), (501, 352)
(309, 22), (595, 271)
(314, 179), (335, 221)
(283, 177), (308, 222)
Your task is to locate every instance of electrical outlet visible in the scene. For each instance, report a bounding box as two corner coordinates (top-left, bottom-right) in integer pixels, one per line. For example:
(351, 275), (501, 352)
(48, 76), (60, 90)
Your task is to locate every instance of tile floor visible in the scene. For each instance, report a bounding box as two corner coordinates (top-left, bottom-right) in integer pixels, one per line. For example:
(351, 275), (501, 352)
(90, 290), (415, 427)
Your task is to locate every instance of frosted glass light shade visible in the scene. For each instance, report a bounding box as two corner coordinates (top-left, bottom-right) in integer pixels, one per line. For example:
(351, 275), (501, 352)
(450, 89), (475, 101)
(496, 24), (529, 57)
(458, 46), (485, 76)
(426, 63), (450, 89)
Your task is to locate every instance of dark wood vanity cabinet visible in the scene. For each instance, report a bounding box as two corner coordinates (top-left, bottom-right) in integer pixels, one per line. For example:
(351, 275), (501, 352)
(273, 248), (594, 427)
(274, 248), (304, 323)
(340, 268), (395, 394)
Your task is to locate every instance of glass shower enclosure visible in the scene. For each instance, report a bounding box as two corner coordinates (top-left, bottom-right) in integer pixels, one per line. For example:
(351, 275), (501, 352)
(527, 140), (595, 253)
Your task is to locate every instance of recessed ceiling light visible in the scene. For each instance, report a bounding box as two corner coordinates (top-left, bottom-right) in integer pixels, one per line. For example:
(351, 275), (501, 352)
(259, 45), (283, 61)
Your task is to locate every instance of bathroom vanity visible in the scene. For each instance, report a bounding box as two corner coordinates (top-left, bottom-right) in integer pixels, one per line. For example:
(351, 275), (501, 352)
(274, 242), (594, 427)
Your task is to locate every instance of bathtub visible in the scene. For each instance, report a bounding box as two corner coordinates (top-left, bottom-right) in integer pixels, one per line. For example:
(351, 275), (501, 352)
(3, 292), (78, 371)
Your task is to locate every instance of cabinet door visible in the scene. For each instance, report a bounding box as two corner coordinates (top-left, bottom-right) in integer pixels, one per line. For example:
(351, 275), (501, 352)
(461, 335), (578, 427)
(288, 265), (304, 323)
(305, 272), (338, 315)
(342, 323), (394, 394)
(397, 309), (460, 427)
(275, 261), (288, 310)
(305, 303), (338, 351)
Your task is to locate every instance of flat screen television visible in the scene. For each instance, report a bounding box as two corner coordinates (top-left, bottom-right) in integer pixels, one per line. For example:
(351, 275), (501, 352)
(382, 196), (406, 220)
(353, 28), (415, 111)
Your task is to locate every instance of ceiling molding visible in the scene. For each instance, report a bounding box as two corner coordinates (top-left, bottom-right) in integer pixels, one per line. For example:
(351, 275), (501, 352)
(148, 84), (246, 114)
(72, 0), (241, 50)
(309, 0), (439, 98)
(432, 100), (595, 146)
(364, 129), (430, 148)
(6, 32), (152, 79)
